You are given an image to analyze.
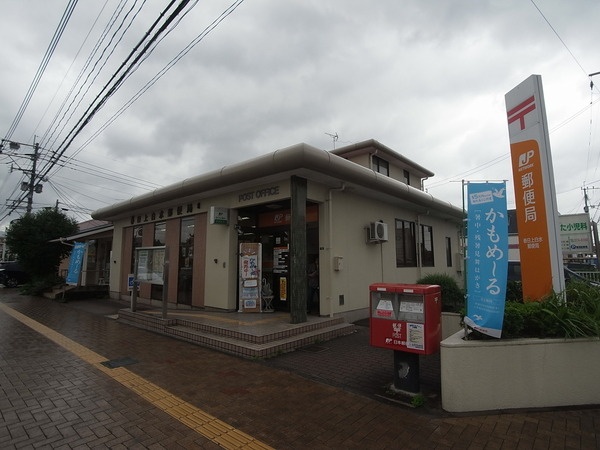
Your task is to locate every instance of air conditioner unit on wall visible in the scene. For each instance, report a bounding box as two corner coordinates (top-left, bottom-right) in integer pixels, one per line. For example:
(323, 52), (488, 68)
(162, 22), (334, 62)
(368, 221), (388, 242)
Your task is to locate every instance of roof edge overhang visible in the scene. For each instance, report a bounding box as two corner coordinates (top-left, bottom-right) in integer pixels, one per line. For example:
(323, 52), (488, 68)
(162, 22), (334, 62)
(50, 225), (114, 243)
(92, 143), (463, 222)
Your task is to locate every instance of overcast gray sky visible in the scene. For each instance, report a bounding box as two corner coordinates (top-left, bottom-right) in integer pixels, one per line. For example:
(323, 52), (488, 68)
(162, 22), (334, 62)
(1, 0), (599, 230)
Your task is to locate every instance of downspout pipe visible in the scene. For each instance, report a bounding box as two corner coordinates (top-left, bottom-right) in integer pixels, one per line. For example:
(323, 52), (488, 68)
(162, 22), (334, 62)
(327, 183), (346, 318)
(416, 210), (431, 280)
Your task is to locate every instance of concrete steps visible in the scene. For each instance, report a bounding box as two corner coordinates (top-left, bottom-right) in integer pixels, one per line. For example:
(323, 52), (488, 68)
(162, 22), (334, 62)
(43, 284), (76, 300)
(43, 284), (109, 300)
(117, 309), (355, 359)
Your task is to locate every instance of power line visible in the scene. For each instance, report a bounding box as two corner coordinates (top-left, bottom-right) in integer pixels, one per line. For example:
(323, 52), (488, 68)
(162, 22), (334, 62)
(70, 0), (245, 160)
(2, 0), (245, 225)
(39, 0), (191, 182)
(30, 0), (112, 144)
(1, 0), (186, 222)
(3, 0), (79, 140)
(55, 0), (202, 172)
(54, 160), (162, 191)
(40, 0), (149, 154)
(530, 0), (589, 78)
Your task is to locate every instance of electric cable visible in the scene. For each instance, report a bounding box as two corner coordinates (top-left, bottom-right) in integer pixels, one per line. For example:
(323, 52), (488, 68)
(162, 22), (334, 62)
(2, 0), (242, 225)
(56, 0), (200, 171)
(3, 0), (79, 140)
(38, 0), (188, 181)
(39, 0), (132, 152)
(30, 0), (112, 145)
(46, 179), (96, 221)
(530, 0), (589, 78)
(40, 0), (148, 155)
(70, 0), (244, 160)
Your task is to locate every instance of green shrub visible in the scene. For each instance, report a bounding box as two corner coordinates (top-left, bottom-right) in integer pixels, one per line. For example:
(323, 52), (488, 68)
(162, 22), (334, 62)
(20, 274), (64, 296)
(501, 302), (525, 338)
(472, 282), (600, 339)
(506, 281), (523, 302)
(502, 300), (562, 339)
(416, 273), (464, 313)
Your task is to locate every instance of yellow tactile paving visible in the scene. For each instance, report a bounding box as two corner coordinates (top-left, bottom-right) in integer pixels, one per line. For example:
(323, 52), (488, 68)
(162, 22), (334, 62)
(0, 303), (274, 450)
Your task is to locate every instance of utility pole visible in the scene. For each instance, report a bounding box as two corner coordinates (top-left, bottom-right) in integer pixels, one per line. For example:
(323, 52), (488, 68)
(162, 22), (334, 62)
(26, 142), (40, 214)
(0, 139), (44, 214)
(583, 186), (591, 213)
(582, 186), (600, 265)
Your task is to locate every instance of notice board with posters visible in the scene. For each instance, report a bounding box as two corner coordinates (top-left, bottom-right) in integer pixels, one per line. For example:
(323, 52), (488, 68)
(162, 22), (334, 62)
(135, 246), (166, 285)
(239, 242), (262, 312)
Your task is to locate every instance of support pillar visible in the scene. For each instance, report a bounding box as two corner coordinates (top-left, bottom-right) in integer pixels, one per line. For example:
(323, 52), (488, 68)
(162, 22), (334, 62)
(290, 176), (307, 324)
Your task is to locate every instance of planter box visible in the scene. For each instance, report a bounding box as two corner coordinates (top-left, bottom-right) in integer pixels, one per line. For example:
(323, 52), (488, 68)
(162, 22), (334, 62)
(441, 312), (462, 340)
(441, 330), (600, 412)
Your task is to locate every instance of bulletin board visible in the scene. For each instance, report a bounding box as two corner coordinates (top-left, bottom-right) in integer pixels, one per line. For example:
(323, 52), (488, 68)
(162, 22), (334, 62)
(135, 246), (166, 285)
(239, 242), (262, 312)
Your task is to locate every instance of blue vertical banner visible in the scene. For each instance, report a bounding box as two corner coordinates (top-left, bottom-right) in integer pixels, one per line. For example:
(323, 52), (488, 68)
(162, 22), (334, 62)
(464, 182), (509, 338)
(66, 242), (87, 286)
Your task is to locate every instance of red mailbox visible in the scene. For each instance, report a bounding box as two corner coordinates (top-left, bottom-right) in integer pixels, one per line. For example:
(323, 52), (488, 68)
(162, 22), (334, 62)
(369, 283), (442, 355)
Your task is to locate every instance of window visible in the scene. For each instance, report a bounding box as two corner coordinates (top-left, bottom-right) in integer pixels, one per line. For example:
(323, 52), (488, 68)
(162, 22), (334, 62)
(151, 222), (167, 300)
(403, 169), (410, 186)
(396, 220), (436, 267)
(154, 222), (166, 246)
(372, 155), (389, 176)
(131, 226), (143, 273)
(445, 237), (452, 267)
(178, 217), (195, 305)
(395, 219), (417, 267)
(420, 224), (434, 267)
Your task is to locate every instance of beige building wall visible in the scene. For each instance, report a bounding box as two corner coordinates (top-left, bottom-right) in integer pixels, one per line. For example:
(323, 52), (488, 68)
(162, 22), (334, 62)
(106, 176), (462, 318)
(321, 189), (463, 321)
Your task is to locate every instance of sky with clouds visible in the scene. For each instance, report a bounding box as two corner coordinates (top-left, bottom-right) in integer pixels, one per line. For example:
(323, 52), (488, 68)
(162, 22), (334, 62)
(1, 0), (599, 231)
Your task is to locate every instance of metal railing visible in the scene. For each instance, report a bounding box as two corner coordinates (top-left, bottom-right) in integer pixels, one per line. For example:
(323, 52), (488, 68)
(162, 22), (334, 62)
(572, 271), (600, 283)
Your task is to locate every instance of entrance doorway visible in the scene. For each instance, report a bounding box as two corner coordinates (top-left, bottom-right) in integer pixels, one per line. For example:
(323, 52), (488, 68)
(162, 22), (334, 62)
(237, 201), (319, 312)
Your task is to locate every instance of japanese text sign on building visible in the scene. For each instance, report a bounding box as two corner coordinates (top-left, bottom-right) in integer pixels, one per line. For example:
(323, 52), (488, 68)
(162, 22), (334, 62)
(241, 255), (259, 279)
(239, 242), (262, 313)
(559, 213), (592, 254)
(464, 182), (509, 338)
(505, 75), (564, 300)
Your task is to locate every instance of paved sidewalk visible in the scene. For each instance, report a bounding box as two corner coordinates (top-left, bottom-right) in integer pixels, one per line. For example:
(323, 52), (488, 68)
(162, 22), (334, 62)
(2, 290), (600, 449)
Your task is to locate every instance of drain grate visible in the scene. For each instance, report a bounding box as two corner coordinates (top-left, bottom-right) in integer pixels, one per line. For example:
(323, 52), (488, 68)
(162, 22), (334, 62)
(101, 356), (138, 369)
(300, 345), (329, 353)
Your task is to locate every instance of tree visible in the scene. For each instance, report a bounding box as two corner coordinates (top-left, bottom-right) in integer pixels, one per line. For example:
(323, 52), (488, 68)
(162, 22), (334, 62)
(5, 208), (79, 279)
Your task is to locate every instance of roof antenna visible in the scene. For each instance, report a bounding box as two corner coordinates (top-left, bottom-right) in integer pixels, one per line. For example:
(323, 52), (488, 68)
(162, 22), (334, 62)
(325, 132), (338, 150)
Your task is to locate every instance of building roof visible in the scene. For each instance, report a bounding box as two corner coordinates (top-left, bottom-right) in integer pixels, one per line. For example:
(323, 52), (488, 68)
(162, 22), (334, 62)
(92, 141), (464, 222)
(77, 219), (111, 232)
(51, 221), (114, 243)
(332, 139), (434, 179)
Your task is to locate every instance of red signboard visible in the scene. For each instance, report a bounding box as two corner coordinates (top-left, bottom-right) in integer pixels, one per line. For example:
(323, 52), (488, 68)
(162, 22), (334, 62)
(258, 205), (318, 227)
